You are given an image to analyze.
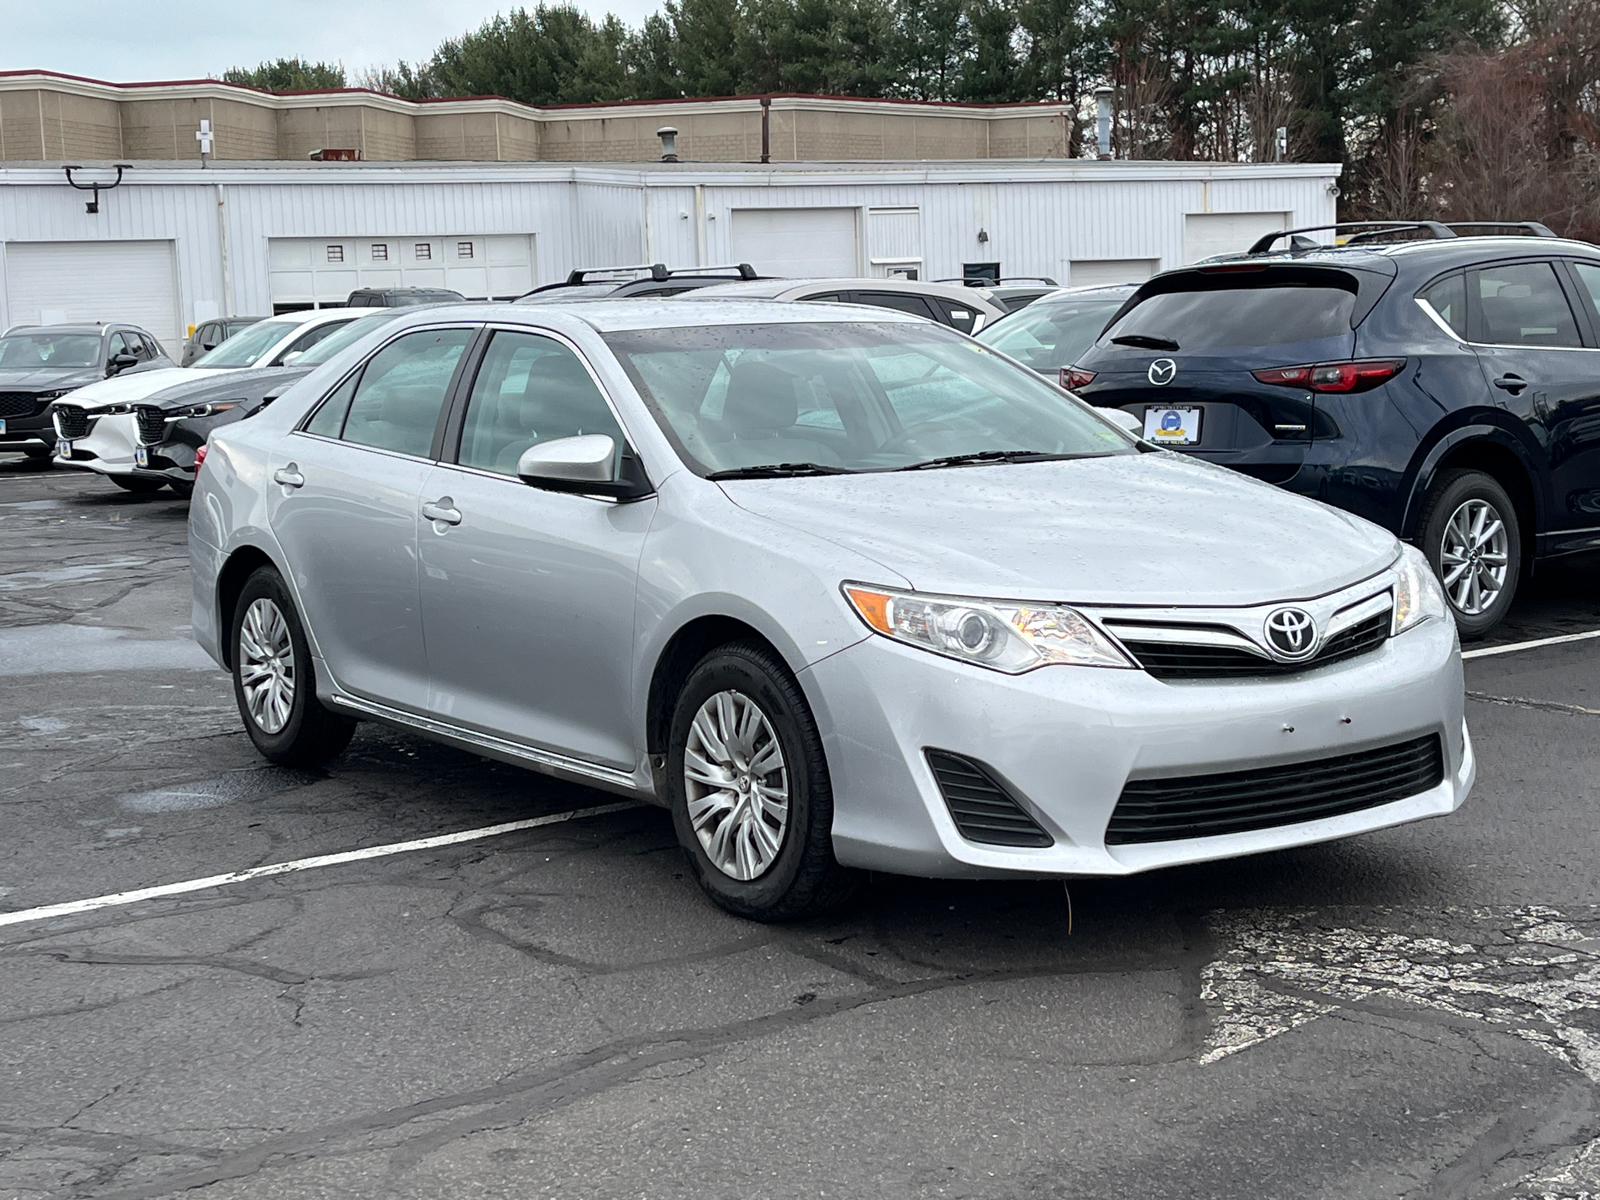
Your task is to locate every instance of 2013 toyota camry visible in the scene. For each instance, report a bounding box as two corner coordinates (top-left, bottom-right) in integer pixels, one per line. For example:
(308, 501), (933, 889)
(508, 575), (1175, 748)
(188, 300), (1473, 921)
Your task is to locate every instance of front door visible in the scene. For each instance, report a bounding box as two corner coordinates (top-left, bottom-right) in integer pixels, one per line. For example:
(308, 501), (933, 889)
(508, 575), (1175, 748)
(418, 327), (655, 770)
(268, 325), (476, 709)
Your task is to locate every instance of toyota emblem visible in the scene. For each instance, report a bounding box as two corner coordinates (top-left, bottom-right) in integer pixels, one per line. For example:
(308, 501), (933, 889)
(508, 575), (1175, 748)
(1263, 607), (1318, 660)
(1147, 358), (1177, 387)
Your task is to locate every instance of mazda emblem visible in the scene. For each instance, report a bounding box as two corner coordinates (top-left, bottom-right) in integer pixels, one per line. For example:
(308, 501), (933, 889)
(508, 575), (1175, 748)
(1147, 358), (1177, 387)
(1263, 607), (1318, 660)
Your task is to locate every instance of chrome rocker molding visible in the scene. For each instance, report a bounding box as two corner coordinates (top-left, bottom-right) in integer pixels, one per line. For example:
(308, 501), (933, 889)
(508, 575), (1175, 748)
(324, 688), (647, 800)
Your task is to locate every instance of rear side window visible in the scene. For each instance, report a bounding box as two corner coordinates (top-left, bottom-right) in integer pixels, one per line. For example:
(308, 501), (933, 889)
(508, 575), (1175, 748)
(848, 291), (939, 322)
(1473, 262), (1582, 348)
(1419, 273), (1468, 339)
(1104, 278), (1358, 350)
(328, 328), (474, 457)
(1568, 262), (1600, 327)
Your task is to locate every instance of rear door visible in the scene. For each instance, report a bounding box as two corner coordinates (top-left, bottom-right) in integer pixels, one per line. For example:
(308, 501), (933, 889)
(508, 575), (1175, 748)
(1073, 266), (1376, 483)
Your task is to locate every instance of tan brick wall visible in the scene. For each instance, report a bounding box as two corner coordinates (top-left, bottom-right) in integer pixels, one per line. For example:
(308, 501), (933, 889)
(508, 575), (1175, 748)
(211, 98), (277, 159)
(38, 91), (122, 159)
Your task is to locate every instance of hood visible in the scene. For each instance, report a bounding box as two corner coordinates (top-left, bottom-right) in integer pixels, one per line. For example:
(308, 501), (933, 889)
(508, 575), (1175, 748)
(144, 365), (307, 410)
(61, 368), (193, 410)
(0, 366), (101, 391)
(720, 452), (1398, 607)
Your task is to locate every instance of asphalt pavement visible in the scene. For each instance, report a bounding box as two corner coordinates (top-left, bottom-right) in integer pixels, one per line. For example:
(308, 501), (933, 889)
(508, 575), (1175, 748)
(2, 455), (1599, 1200)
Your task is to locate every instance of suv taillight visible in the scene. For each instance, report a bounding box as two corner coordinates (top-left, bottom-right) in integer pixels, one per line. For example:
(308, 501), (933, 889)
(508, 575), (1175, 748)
(1060, 367), (1097, 390)
(194, 444), (208, 472)
(1252, 359), (1405, 393)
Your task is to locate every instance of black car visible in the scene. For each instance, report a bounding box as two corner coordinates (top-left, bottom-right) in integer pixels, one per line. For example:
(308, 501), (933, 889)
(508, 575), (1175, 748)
(180, 317), (266, 367)
(0, 324), (172, 458)
(345, 287), (466, 308)
(516, 263), (765, 302)
(130, 311), (403, 495)
(1070, 221), (1600, 636)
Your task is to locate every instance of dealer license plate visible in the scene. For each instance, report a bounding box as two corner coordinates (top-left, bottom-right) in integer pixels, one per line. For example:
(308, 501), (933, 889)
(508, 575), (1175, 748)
(135, 446), (150, 468)
(0, 419), (6, 435)
(1143, 406), (1202, 446)
(56, 438), (71, 458)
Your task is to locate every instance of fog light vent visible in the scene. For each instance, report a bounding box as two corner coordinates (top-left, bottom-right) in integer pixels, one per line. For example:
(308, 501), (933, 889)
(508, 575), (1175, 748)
(926, 750), (1053, 848)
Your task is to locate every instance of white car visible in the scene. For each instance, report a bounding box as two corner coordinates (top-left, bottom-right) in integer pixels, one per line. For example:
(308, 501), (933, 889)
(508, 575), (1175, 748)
(683, 278), (1008, 335)
(52, 309), (373, 492)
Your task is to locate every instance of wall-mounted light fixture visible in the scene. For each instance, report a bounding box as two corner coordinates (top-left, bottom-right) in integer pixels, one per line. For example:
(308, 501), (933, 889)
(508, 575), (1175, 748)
(62, 164), (131, 214)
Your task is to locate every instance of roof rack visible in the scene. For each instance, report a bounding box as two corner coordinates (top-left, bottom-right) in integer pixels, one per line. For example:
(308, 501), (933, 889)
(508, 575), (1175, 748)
(1445, 222), (1559, 238)
(936, 276), (1059, 287)
(520, 261), (761, 297)
(1247, 221), (1459, 255)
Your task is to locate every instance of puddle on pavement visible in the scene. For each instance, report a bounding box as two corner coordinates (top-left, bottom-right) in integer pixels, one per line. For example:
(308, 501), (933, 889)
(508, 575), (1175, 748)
(117, 766), (323, 813)
(0, 623), (216, 675)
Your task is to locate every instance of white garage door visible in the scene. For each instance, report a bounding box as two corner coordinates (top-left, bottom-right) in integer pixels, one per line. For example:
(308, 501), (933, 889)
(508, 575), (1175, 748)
(267, 235), (536, 310)
(730, 209), (859, 278)
(1069, 258), (1160, 287)
(1183, 212), (1288, 264)
(4, 240), (180, 348)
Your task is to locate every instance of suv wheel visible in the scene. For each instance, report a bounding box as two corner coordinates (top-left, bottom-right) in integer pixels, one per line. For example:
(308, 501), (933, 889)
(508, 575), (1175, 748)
(1417, 468), (1521, 639)
(666, 641), (858, 922)
(231, 567), (356, 765)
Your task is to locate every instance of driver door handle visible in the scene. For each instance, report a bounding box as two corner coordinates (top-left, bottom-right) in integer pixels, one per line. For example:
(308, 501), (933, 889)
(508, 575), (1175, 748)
(422, 498), (462, 526)
(1494, 373), (1527, 394)
(273, 464), (305, 488)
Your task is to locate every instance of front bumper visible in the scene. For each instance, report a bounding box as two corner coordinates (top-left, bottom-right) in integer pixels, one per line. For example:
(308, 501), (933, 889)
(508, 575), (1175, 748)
(53, 411), (177, 481)
(805, 614), (1469, 878)
(0, 407), (55, 448)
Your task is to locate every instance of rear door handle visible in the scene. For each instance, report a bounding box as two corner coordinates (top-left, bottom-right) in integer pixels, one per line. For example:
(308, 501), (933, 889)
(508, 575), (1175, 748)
(1494, 374), (1527, 394)
(273, 464), (305, 488)
(422, 497), (462, 526)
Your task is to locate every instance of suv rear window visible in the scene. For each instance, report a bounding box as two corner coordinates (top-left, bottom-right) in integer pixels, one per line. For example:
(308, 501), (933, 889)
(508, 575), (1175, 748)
(1104, 274), (1359, 351)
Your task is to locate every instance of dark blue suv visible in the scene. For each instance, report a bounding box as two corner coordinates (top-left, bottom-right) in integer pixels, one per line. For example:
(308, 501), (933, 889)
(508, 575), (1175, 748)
(1069, 222), (1600, 636)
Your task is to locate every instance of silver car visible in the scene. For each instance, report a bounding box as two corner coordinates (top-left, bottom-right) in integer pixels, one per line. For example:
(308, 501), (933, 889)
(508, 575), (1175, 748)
(189, 301), (1472, 920)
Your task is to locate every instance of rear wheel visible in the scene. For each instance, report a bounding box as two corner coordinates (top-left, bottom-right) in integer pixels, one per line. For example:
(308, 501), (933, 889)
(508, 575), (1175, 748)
(109, 475), (165, 493)
(231, 567), (356, 765)
(1417, 468), (1521, 639)
(666, 641), (858, 922)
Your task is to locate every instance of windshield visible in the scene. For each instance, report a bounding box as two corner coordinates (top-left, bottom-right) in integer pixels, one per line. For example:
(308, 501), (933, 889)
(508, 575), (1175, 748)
(290, 313), (402, 367)
(193, 319), (297, 368)
(603, 321), (1133, 476)
(978, 298), (1127, 373)
(0, 333), (100, 370)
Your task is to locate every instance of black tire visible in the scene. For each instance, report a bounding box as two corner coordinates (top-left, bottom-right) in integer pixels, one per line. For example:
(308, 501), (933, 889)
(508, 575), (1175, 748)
(230, 567), (356, 765)
(666, 640), (859, 922)
(109, 474), (165, 493)
(22, 445), (51, 459)
(1416, 468), (1522, 640)
(167, 478), (195, 499)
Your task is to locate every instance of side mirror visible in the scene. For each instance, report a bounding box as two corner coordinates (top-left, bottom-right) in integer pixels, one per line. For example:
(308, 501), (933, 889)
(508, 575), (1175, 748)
(279, 350), (303, 366)
(109, 352), (139, 375)
(1102, 408), (1143, 437)
(516, 434), (652, 501)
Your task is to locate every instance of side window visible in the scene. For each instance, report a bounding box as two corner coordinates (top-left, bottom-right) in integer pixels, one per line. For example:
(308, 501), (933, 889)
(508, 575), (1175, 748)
(930, 299), (978, 334)
(1474, 262), (1582, 348)
(804, 292), (845, 302)
(339, 328), (475, 457)
(1572, 262), (1600, 327)
(1420, 273), (1468, 340)
(305, 370), (360, 438)
(107, 332), (131, 360)
(140, 334), (162, 359)
(276, 320), (352, 362)
(847, 291), (938, 321)
(457, 331), (624, 476)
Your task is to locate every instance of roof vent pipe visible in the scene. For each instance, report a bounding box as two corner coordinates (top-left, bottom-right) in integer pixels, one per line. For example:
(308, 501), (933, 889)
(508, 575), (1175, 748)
(1094, 86), (1114, 159)
(658, 126), (680, 163)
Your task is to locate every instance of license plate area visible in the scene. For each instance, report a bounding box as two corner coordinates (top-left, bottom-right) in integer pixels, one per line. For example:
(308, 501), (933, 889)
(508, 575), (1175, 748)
(135, 446), (150, 468)
(56, 438), (71, 458)
(1143, 406), (1202, 446)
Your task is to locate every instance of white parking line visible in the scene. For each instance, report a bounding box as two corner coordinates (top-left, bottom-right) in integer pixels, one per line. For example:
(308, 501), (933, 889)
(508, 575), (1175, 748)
(1462, 628), (1600, 660)
(0, 800), (643, 931)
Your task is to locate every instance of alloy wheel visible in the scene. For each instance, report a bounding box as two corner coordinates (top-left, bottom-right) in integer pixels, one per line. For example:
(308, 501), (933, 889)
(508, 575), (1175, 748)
(238, 597), (296, 734)
(683, 690), (790, 882)
(1439, 498), (1510, 616)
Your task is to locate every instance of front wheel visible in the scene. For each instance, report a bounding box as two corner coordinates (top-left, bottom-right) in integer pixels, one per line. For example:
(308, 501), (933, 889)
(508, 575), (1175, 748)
(1417, 468), (1521, 639)
(667, 641), (858, 922)
(231, 567), (356, 765)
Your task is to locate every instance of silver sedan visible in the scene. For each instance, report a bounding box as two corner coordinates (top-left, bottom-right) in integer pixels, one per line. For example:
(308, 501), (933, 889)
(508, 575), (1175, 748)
(188, 300), (1472, 920)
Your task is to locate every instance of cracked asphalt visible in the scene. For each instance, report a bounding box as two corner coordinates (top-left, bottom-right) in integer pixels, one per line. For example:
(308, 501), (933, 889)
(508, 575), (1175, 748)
(3, 453), (1600, 1200)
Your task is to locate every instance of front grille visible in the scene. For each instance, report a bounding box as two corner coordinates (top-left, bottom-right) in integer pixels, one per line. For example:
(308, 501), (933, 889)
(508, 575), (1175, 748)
(1104, 734), (1444, 845)
(926, 750), (1053, 847)
(0, 392), (40, 419)
(134, 406), (167, 445)
(1117, 610), (1391, 680)
(53, 405), (89, 439)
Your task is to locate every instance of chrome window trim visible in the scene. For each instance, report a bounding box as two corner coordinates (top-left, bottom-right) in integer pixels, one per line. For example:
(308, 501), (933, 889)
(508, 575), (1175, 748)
(294, 321), (483, 437)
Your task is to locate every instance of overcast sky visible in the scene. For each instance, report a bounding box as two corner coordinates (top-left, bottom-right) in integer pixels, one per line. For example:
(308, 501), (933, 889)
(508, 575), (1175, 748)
(3, 0), (661, 84)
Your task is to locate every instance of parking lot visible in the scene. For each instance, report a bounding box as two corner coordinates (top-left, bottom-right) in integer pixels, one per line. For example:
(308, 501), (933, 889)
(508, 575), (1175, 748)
(2, 452), (1599, 1200)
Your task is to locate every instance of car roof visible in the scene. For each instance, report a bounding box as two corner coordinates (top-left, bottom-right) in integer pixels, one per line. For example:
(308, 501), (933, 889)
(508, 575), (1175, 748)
(1213, 235), (1600, 276)
(688, 277), (1005, 305)
(1, 324), (117, 336)
(258, 307), (375, 328)
(404, 298), (929, 333)
(1032, 284), (1140, 304)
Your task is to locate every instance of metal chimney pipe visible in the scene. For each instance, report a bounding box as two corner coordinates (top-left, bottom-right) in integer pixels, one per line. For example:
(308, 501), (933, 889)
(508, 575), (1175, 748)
(1093, 86), (1114, 159)
(760, 98), (771, 164)
(657, 126), (679, 163)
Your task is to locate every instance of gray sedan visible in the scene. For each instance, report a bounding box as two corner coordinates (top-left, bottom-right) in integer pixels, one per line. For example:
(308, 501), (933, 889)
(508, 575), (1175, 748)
(189, 301), (1471, 920)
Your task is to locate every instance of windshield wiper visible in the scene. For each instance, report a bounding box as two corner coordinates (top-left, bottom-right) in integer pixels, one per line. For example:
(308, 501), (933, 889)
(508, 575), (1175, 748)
(897, 450), (1066, 471)
(1112, 334), (1181, 351)
(706, 462), (854, 480)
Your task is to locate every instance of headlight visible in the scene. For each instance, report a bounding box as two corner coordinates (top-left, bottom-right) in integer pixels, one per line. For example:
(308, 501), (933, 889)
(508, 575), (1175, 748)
(173, 401), (241, 420)
(38, 389), (76, 401)
(843, 583), (1133, 673)
(1393, 543), (1448, 635)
